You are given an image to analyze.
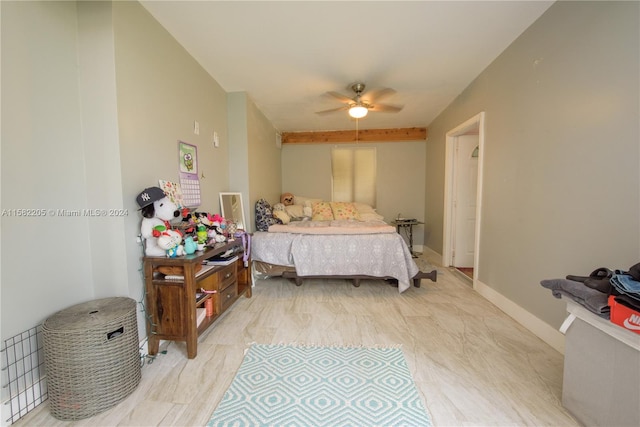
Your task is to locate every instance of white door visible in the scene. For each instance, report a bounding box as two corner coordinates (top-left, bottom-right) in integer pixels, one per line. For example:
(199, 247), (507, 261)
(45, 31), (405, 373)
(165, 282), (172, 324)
(453, 135), (478, 268)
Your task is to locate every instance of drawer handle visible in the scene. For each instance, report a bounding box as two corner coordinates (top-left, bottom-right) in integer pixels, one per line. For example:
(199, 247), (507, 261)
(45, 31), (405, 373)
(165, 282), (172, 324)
(224, 272), (232, 279)
(226, 294), (232, 299)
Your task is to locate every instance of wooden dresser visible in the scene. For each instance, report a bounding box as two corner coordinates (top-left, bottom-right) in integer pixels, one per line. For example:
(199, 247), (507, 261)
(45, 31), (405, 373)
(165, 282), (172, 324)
(143, 239), (251, 359)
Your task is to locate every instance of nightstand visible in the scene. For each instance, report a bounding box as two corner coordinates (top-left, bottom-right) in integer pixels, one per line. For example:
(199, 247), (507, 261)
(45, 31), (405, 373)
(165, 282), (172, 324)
(391, 219), (423, 257)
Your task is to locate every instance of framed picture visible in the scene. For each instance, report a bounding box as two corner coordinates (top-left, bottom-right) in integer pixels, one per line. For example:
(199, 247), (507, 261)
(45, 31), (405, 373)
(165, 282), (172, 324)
(178, 141), (201, 207)
(178, 141), (198, 174)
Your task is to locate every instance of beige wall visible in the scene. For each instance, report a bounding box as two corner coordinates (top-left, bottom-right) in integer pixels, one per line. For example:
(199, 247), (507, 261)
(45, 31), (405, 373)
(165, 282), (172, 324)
(228, 92), (281, 232)
(246, 97), (281, 232)
(1, 0), (234, 338)
(281, 141), (427, 247)
(424, 1), (639, 328)
(5, 0), (636, 344)
(114, 0), (231, 335)
(2, 1), (95, 337)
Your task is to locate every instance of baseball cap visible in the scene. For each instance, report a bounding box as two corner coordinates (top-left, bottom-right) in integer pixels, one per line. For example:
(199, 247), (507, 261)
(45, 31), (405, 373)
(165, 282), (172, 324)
(136, 187), (166, 209)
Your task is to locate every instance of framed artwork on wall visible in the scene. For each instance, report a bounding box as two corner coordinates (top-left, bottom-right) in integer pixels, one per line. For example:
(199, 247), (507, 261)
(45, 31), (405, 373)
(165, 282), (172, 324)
(178, 141), (201, 207)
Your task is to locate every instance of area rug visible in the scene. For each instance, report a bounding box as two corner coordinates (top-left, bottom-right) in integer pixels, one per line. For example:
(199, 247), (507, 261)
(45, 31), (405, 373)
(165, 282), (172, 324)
(207, 343), (432, 427)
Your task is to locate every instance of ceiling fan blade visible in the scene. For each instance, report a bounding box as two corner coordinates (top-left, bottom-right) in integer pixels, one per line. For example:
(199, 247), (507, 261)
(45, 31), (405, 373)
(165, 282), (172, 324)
(326, 91), (354, 103)
(315, 105), (349, 115)
(363, 88), (396, 104)
(369, 103), (403, 113)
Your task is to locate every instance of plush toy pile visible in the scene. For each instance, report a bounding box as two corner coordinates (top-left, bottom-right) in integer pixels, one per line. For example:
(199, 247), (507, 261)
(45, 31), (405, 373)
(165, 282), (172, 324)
(136, 186), (234, 258)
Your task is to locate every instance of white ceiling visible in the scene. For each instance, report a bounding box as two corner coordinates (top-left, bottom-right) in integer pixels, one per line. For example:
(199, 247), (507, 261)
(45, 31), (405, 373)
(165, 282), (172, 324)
(140, 1), (554, 133)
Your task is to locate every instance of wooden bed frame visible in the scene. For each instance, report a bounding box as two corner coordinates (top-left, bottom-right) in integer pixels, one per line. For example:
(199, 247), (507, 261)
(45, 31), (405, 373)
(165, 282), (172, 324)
(280, 268), (438, 288)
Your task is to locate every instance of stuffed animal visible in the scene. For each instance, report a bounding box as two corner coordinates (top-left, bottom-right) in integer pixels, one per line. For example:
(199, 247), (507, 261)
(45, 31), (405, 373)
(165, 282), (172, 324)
(280, 193), (294, 206)
(183, 236), (198, 254)
(272, 203), (290, 224)
(156, 229), (185, 257)
(207, 213), (228, 244)
(136, 186), (181, 257)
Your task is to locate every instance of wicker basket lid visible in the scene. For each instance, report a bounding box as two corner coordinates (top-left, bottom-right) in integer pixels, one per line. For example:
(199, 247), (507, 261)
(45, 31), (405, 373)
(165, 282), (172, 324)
(43, 297), (136, 332)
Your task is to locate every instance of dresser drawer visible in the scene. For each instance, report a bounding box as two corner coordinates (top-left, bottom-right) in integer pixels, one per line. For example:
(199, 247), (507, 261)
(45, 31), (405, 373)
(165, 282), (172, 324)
(216, 264), (237, 291)
(219, 283), (237, 311)
(197, 263), (236, 292)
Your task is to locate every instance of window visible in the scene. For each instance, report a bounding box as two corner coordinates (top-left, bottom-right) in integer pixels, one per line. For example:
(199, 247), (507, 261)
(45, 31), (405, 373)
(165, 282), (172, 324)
(331, 147), (376, 206)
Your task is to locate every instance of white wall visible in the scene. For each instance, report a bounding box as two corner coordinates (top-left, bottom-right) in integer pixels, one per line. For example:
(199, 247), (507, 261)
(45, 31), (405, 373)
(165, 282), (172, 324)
(424, 1), (640, 329)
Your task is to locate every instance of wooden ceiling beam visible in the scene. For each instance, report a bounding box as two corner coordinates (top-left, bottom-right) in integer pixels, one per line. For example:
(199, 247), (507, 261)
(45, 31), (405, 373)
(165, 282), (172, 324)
(281, 127), (427, 144)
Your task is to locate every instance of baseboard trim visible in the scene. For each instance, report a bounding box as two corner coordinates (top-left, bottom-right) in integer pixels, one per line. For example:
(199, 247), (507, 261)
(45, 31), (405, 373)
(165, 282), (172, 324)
(421, 246), (443, 265)
(474, 279), (566, 354)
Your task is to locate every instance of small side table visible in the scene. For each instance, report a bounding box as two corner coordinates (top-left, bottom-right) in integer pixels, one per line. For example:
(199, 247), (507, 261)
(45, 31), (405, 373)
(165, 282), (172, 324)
(391, 219), (423, 257)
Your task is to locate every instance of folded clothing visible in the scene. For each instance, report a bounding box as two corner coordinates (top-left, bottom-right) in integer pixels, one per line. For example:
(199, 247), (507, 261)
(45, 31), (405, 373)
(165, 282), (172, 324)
(612, 293), (640, 312)
(628, 262), (640, 281)
(540, 278), (610, 318)
(610, 272), (640, 303)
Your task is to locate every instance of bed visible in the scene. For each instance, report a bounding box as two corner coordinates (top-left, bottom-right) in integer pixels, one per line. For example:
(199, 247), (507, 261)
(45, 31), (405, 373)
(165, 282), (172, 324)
(251, 198), (437, 292)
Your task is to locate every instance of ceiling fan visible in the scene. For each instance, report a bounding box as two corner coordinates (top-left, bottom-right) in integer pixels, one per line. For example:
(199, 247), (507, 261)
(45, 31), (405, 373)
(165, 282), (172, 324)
(315, 83), (403, 119)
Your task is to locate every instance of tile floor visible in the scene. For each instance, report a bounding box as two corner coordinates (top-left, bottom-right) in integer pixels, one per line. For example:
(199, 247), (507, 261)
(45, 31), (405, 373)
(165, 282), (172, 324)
(18, 255), (577, 426)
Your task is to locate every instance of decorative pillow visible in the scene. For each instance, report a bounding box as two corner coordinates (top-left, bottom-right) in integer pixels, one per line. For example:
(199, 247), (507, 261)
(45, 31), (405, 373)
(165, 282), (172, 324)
(330, 202), (361, 221)
(255, 199), (282, 231)
(272, 203), (285, 212)
(311, 201), (334, 221)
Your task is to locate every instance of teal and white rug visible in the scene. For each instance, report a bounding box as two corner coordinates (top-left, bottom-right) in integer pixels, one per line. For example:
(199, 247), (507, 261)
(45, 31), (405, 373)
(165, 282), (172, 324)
(207, 343), (432, 427)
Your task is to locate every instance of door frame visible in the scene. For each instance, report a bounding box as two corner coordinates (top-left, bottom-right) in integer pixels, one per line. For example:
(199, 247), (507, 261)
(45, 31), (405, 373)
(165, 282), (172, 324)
(443, 112), (485, 283)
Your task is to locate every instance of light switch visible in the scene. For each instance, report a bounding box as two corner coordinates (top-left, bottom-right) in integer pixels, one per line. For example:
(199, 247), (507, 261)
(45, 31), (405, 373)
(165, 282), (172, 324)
(194, 121), (200, 135)
(213, 131), (219, 147)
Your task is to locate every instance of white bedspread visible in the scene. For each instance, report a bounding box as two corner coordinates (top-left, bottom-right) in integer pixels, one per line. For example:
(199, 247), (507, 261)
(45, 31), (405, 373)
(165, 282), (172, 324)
(251, 231), (419, 293)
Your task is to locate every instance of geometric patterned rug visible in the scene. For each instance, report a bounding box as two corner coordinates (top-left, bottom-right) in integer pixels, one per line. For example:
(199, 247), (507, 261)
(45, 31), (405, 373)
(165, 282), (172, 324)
(207, 343), (432, 427)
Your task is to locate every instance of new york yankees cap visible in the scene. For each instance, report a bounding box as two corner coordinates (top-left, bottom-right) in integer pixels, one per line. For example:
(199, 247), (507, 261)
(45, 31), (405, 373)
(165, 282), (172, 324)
(136, 186), (166, 209)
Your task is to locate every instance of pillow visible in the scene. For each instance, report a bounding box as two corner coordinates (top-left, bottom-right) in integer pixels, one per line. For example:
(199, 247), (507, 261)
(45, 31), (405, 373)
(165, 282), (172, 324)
(352, 202), (376, 214)
(311, 201), (334, 221)
(330, 202), (361, 221)
(352, 202), (385, 221)
(273, 210), (290, 224)
(294, 195), (323, 207)
(255, 199), (282, 231)
(359, 212), (385, 221)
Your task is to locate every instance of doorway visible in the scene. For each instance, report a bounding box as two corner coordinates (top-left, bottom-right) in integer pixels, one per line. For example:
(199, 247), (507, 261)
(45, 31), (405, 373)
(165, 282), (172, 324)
(443, 112), (485, 285)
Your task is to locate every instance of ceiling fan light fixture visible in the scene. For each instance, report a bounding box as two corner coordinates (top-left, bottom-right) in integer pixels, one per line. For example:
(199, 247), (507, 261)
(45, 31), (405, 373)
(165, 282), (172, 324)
(349, 105), (368, 119)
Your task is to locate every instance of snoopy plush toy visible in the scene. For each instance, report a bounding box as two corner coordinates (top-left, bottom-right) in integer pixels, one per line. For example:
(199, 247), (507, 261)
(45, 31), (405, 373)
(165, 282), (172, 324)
(136, 186), (180, 257)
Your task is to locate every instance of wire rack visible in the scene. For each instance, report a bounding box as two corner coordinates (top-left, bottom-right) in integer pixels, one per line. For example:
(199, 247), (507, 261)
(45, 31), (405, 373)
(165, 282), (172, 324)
(1, 325), (48, 425)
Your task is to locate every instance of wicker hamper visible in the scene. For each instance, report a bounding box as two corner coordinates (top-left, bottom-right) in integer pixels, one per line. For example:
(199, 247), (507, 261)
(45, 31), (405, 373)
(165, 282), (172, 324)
(42, 297), (141, 420)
